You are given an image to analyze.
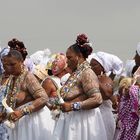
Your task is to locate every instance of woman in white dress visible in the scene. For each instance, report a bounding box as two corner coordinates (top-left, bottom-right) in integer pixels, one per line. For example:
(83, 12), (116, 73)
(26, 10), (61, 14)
(89, 53), (118, 140)
(53, 34), (107, 140)
(1, 50), (53, 140)
(42, 53), (70, 121)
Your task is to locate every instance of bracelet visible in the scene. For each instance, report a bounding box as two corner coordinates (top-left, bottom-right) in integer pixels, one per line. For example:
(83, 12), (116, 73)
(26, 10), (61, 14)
(71, 102), (81, 111)
(21, 106), (31, 115)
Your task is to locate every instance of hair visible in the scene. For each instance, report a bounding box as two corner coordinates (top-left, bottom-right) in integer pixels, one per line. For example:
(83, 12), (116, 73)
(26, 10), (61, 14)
(6, 50), (24, 62)
(48, 69), (53, 76)
(132, 65), (139, 75)
(8, 38), (28, 60)
(69, 34), (93, 59)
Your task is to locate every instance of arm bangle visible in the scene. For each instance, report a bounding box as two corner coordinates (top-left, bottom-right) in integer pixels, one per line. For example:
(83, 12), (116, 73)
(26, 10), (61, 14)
(21, 106), (31, 115)
(71, 102), (81, 111)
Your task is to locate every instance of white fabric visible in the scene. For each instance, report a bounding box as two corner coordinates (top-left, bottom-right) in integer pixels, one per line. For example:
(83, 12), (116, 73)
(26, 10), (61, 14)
(122, 59), (135, 77)
(87, 52), (123, 76)
(53, 108), (107, 140)
(51, 76), (62, 89)
(24, 58), (35, 73)
(30, 49), (51, 66)
(8, 105), (55, 140)
(40, 49), (51, 65)
(60, 73), (70, 86)
(42, 76), (62, 90)
(30, 50), (44, 65)
(99, 100), (116, 140)
(136, 42), (140, 56)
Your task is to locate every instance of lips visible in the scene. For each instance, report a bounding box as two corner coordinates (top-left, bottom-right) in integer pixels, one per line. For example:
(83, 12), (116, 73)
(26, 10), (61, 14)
(52, 66), (59, 74)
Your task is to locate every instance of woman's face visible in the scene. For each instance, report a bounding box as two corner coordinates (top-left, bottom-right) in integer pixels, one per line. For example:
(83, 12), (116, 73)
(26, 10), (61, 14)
(90, 58), (105, 76)
(51, 56), (66, 76)
(66, 48), (78, 71)
(2, 56), (23, 76)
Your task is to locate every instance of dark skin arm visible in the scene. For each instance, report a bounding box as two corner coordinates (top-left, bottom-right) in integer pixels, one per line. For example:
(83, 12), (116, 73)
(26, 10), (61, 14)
(98, 74), (113, 100)
(60, 68), (103, 112)
(10, 73), (49, 122)
(42, 78), (57, 98)
(42, 78), (58, 110)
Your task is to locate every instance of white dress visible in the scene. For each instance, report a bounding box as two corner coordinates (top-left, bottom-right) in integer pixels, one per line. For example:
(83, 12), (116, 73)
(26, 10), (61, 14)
(8, 74), (56, 140)
(53, 62), (107, 140)
(53, 108), (107, 140)
(8, 103), (55, 140)
(99, 100), (116, 140)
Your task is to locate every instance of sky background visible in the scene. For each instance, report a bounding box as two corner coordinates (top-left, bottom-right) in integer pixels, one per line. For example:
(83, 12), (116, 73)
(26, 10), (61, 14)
(0, 0), (140, 62)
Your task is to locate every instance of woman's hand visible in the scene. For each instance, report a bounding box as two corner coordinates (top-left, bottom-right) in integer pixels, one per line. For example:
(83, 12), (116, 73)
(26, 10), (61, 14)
(9, 110), (24, 122)
(60, 102), (72, 112)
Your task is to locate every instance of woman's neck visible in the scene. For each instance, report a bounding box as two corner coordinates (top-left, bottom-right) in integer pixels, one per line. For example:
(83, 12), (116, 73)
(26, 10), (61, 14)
(56, 70), (67, 79)
(78, 58), (85, 66)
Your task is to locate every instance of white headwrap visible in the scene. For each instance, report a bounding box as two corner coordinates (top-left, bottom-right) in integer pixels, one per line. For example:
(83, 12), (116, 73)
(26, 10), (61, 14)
(30, 48), (51, 66)
(136, 42), (140, 56)
(124, 59), (135, 77)
(0, 47), (10, 59)
(30, 50), (44, 65)
(87, 51), (123, 76)
(0, 47), (10, 74)
(40, 49), (51, 65)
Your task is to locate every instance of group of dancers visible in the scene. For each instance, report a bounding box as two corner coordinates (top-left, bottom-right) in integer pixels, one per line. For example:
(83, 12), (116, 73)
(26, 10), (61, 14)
(0, 34), (140, 140)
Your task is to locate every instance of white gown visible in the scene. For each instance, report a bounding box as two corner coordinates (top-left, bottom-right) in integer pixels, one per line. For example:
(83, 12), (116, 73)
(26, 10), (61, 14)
(8, 105), (55, 140)
(53, 108), (107, 140)
(99, 100), (116, 140)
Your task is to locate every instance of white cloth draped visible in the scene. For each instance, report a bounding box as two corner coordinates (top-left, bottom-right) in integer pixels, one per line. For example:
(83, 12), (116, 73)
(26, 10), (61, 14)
(53, 108), (107, 140)
(87, 51), (123, 76)
(8, 106), (55, 140)
(99, 100), (116, 140)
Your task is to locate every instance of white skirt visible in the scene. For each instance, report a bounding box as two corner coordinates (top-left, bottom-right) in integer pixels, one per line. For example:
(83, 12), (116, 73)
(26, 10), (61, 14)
(8, 106), (55, 140)
(53, 107), (107, 140)
(99, 100), (116, 140)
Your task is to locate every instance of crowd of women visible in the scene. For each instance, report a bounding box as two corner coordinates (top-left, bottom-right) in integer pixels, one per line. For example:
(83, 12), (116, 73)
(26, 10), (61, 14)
(0, 34), (140, 140)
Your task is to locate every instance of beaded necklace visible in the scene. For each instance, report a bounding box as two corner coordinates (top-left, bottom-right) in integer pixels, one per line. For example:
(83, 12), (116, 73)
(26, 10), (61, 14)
(61, 61), (90, 98)
(6, 69), (27, 108)
(0, 75), (13, 112)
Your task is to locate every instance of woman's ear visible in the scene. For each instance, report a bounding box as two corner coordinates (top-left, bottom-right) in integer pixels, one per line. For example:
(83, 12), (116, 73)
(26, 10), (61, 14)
(78, 53), (83, 58)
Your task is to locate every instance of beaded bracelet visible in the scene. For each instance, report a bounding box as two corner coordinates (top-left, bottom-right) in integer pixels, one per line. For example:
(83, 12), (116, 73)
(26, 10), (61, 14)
(21, 106), (31, 115)
(71, 102), (81, 111)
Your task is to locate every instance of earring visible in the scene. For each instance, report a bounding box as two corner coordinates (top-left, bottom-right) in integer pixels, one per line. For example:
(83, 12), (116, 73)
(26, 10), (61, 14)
(20, 64), (24, 73)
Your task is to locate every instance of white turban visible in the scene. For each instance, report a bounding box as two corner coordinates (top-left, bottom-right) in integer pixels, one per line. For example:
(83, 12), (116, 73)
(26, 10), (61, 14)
(30, 49), (51, 66)
(0, 47), (10, 59)
(124, 59), (135, 77)
(136, 42), (140, 56)
(30, 50), (44, 65)
(87, 51), (123, 76)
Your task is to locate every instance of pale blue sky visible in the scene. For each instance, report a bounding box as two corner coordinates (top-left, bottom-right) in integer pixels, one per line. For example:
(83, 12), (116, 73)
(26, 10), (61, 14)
(0, 0), (140, 62)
